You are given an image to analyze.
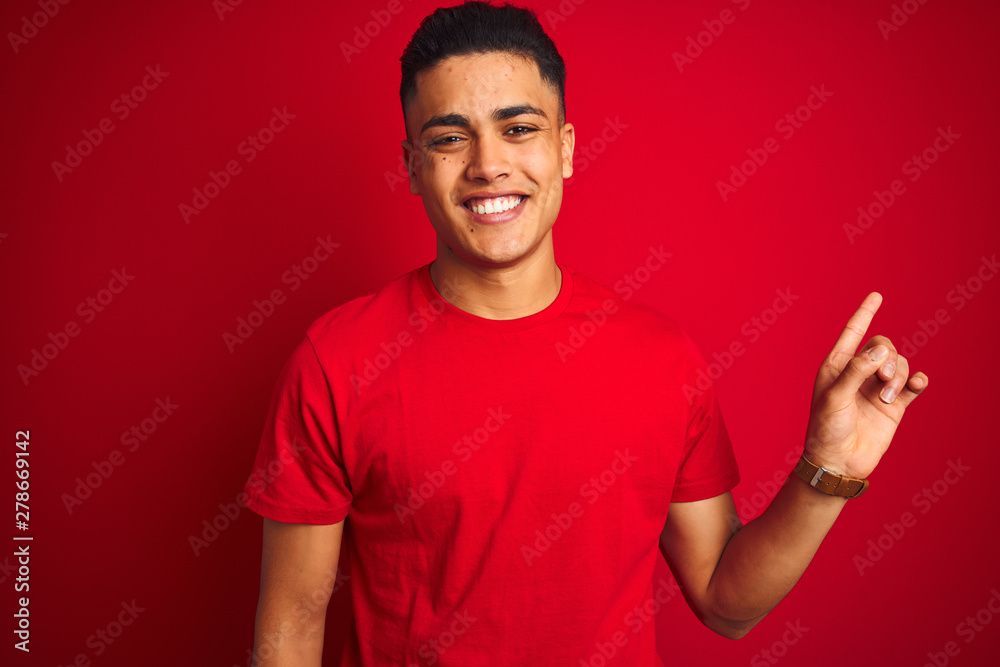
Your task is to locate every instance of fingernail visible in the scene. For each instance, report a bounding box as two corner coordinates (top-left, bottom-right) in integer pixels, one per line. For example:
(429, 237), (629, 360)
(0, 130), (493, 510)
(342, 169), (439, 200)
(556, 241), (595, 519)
(883, 361), (895, 378)
(869, 345), (888, 361)
(880, 386), (896, 403)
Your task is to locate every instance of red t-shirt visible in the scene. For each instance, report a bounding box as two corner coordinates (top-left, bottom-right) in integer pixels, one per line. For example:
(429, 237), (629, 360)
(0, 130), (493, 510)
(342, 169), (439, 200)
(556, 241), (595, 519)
(243, 262), (740, 666)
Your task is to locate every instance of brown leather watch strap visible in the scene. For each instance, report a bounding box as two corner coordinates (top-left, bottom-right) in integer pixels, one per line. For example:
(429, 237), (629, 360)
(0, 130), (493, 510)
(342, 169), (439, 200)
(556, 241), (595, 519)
(793, 455), (869, 499)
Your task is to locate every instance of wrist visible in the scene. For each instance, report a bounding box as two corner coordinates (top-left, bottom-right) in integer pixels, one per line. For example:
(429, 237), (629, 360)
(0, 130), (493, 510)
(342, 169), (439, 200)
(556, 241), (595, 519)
(793, 454), (869, 500)
(801, 453), (848, 476)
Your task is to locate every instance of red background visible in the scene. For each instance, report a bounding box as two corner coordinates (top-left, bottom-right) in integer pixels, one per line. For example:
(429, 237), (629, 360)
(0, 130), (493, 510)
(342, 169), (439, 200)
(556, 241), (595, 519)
(3, 0), (999, 665)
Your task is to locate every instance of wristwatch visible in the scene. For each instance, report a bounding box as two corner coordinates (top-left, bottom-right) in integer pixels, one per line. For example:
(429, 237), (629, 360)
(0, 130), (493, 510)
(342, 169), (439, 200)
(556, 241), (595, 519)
(793, 455), (869, 499)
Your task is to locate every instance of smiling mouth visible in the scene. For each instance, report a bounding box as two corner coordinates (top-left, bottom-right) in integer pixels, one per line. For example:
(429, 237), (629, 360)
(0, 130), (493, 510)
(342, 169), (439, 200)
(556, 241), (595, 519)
(462, 195), (527, 215)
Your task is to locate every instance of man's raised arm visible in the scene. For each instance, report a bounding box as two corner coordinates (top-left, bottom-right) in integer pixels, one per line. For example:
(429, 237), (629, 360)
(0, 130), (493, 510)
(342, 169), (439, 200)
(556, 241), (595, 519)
(253, 518), (345, 666)
(660, 292), (928, 639)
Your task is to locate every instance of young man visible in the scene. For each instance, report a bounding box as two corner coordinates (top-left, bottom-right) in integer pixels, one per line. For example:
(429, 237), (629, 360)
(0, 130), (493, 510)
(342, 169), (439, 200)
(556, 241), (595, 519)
(244, 2), (928, 665)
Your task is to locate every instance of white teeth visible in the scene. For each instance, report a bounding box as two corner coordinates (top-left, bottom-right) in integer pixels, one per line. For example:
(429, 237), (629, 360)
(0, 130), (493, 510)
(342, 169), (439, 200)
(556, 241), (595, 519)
(468, 195), (523, 215)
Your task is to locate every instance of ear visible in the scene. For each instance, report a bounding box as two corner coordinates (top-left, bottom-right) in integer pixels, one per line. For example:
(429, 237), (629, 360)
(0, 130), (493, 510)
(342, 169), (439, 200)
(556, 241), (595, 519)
(559, 122), (575, 179)
(401, 139), (420, 195)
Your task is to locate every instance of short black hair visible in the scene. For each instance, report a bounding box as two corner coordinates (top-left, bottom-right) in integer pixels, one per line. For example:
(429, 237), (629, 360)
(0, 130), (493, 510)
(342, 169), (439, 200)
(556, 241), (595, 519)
(399, 1), (567, 132)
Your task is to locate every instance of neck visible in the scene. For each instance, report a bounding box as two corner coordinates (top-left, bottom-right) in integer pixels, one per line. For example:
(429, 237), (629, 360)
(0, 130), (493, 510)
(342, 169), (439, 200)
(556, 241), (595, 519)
(429, 241), (562, 320)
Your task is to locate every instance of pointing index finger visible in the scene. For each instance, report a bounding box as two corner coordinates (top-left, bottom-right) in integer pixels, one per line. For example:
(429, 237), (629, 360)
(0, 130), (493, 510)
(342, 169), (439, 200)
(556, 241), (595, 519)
(832, 292), (883, 358)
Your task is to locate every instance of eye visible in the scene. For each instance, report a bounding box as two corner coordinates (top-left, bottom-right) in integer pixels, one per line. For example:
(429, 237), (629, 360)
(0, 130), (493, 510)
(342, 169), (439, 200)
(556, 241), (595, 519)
(429, 135), (464, 147)
(505, 125), (537, 136)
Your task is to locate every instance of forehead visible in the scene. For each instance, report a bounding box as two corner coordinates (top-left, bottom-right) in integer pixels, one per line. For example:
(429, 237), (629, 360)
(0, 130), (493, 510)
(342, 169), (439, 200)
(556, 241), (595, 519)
(407, 52), (557, 128)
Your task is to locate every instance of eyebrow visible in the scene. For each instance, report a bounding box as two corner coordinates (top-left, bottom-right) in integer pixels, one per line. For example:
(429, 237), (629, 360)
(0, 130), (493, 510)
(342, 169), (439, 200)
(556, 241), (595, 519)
(420, 104), (548, 134)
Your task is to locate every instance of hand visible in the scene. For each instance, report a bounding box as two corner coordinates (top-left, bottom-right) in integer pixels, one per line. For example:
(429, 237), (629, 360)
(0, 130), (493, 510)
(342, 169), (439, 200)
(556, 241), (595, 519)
(803, 292), (928, 479)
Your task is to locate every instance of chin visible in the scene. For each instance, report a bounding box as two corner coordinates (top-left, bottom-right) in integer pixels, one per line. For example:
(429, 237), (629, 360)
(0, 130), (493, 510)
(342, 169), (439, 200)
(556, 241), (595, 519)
(480, 239), (545, 266)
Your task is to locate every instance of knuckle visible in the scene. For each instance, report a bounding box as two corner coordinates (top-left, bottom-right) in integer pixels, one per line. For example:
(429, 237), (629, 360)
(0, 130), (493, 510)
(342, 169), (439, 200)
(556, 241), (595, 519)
(845, 324), (866, 338)
(846, 356), (870, 377)
(869, 334), (896, 351)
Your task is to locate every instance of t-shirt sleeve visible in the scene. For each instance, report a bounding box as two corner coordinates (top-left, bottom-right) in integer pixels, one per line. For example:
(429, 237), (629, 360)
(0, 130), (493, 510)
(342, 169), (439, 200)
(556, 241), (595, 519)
(242, 335), (352, 524)
(670, 332), (741, 503)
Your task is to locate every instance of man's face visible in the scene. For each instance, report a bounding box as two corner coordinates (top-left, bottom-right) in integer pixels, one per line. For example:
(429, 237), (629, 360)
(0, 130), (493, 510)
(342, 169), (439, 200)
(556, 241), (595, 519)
(402, 52), (574, 269)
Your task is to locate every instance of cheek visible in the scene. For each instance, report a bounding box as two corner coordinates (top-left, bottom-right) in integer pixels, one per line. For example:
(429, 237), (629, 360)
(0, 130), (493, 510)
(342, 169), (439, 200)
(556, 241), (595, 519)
(422, 154), (464, 188)
(521, 145), (564, 179)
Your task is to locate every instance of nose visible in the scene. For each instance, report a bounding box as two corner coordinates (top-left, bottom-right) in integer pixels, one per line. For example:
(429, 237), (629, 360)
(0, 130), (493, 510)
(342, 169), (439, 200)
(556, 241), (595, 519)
(465, 133), (511, 182)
